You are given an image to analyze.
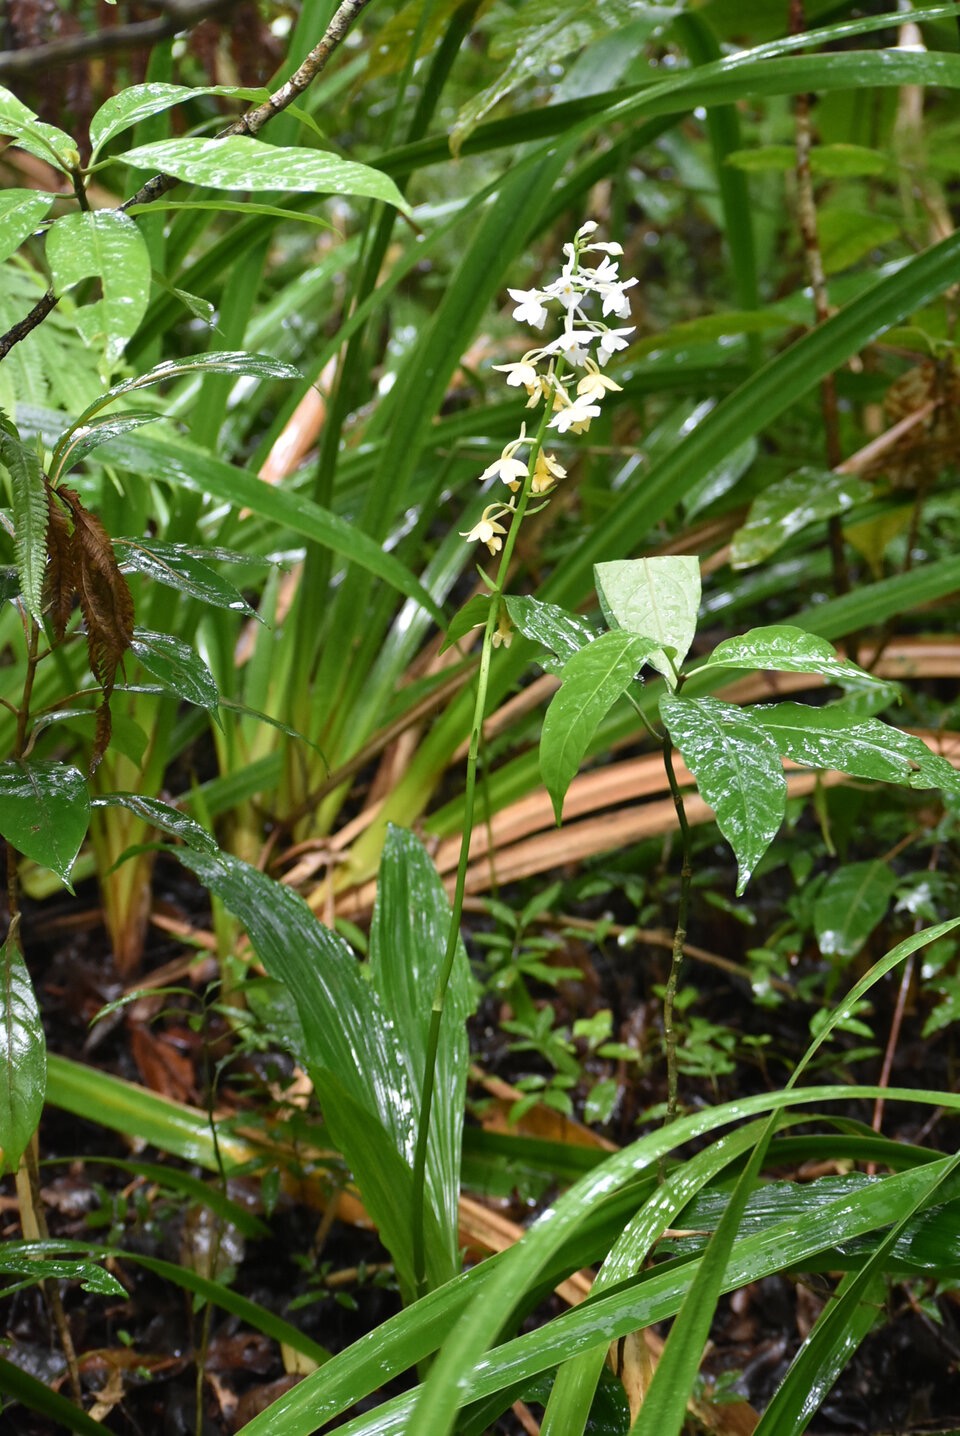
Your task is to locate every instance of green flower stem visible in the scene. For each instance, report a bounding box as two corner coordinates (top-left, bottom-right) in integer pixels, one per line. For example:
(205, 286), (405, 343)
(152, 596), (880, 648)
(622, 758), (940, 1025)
(410, 367), (563, 1297)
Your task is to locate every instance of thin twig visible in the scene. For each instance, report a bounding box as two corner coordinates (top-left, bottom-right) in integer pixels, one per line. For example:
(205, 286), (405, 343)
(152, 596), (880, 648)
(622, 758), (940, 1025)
(0, 0), (234, 79)
(0, 0), (378, 361)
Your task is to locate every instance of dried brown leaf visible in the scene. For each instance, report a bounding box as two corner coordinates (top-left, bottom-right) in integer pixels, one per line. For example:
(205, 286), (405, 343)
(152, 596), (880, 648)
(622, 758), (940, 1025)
(57, 486), (134, 698)
(42, 481), (76, 642)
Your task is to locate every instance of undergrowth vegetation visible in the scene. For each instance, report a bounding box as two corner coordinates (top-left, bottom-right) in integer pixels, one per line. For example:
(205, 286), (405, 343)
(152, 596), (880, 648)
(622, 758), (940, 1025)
(2, 1), (960, 1432)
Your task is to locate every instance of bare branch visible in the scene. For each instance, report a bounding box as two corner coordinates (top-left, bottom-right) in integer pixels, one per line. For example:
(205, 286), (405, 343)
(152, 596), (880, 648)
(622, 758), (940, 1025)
(0, 0), (378, 363)
(0, 0), (234, 80)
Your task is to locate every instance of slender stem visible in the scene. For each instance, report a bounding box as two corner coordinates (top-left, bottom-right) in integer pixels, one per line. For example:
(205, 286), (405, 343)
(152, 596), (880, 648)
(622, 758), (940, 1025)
(661, 731), (693, 1131)
(410, 369), (562, 1297)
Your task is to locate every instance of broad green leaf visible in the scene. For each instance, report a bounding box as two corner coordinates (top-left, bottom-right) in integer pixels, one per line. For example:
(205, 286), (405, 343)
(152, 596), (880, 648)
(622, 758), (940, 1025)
(174, 848), (448, 1299)
(726, 142), (888, 177)
(752, 704), (960, 794)
(116, 539), (256, 617)
(731, 468), (873, 569)
(542, 632), (658, 823)
(503, 593), (597, 670)
(368, 827), (476, 1289)
(0, 417), (47, 621)
(89, 82), (268, 157)
(0, 1243), (125, 1295)
(0, 85), (76, 170)
(694, 625), (882, 687)
(0, 189), (53, 264)
(51, 411), (164, 477)
(659, 694), (785, 894)
(90, 794), (218, 855)
(440, 594), (491, 653)
(130, 630), (220, 713)
(594, 556), (700, 686)
(813, 861), (898, 959)
(119, 136), (408, 211)
(818, 208), (901, 275)
(74, 350), (301, 430)
(0, 918), (45, 1174)
(0, 761), (89, 887)
(45, 211), (151, 367)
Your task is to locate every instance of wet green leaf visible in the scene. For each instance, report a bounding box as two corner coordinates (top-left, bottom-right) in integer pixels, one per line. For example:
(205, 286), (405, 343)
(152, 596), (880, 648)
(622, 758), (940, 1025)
(0, 189), (53, 265)
(731, 468), (872, 568)
(91, 794), (218, 854)
(116, 539), (256, 617)
(45, 211), (151, 367)
(89, 82), (268, 157)
(753, 703), (960, 793)
(130, 630), (220, 713)
(813, 861), (898, 959)
(595, 556), (700, 686)
(51, 412), (164, 477)
(659, 695), (785, 894)
(0, 1243), (125, 1295)
(440, 594), (491, 653)
(74, 351), (300, 430)
(694, 625), (882, 687)
(0, 85), (76, 170)
(0, 761), (89, 887)
(0, 918), (44, 1175)
(542, 632), (658, 823)
(120, 136), (408, 211)
(503, 593), (597, 671)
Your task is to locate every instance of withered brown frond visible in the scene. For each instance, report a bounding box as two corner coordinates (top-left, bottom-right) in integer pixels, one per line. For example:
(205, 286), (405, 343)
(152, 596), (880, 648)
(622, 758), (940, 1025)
(44, 485), (134, 771)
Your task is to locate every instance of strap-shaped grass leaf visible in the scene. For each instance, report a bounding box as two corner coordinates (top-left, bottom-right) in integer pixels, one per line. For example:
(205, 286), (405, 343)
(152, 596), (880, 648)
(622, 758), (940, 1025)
(91, 794), (218, 855)
(0, 84), (76, 170)
(542, 632), (657, 823)
(753, 702), (960, 793)
(0, 1243), (125, 1296)
(660, 694), (785, 894)
(0, 189), (52, 265)
(813, 860), (898, 959)
(595, 556), (700, 687)
(175, 847), (449, 1300)
(131, 630), (219, 713)
(693, 624), (884, 687)
(731, 468), (872, 569)
(116, 538), (256, 617)
(503, 593), (597, 671)
(0, 917), (45, 1175)
(0, 418), (46, 621)
(369, 826), (476, 1290)
(89, 82), (268, 157)
(46, 211), (151, 367)
(120, 136), (408, 212)
(0, 760), (89, 888)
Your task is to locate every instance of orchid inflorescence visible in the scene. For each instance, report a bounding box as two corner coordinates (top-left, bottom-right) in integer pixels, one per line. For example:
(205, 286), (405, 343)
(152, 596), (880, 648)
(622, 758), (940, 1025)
(461, 221), (635, 569)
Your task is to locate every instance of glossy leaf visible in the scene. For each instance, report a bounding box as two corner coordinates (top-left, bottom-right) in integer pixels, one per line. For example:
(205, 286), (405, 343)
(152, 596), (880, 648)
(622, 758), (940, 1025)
(51, 411), (164, 477)
(46, 211), (151, 367)
(0, 416), (46, 621)
(116, 539), (256, 617)
(752, 703), (960, 794)
(130, 630), (220, 712)
(120, 136), (408, 211)
(0, 760), (89, 887)
(70, 350), (301, 432)
(0, 1357), (106, 1436)
(0, 85), (76, 169)
(0, 918), (45, 1175)
(731, 468), (872, 568)
(89, 82), (268, 156)
(813, 861), (898, 959)
(595, 556), (700, 686)
(368, 827), (475, 1289)
(695, 625), (882, 687)
(0, 188), (52, 265)
(503, 593), (597, 670)
(91, 794), (218, 855)
(659, 694), (785, 893)
(0, 1242), (125, 1295)
(174, 847), (449, 1299)
(542, 632), (658, 823)
(440, 594), (491, 653)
